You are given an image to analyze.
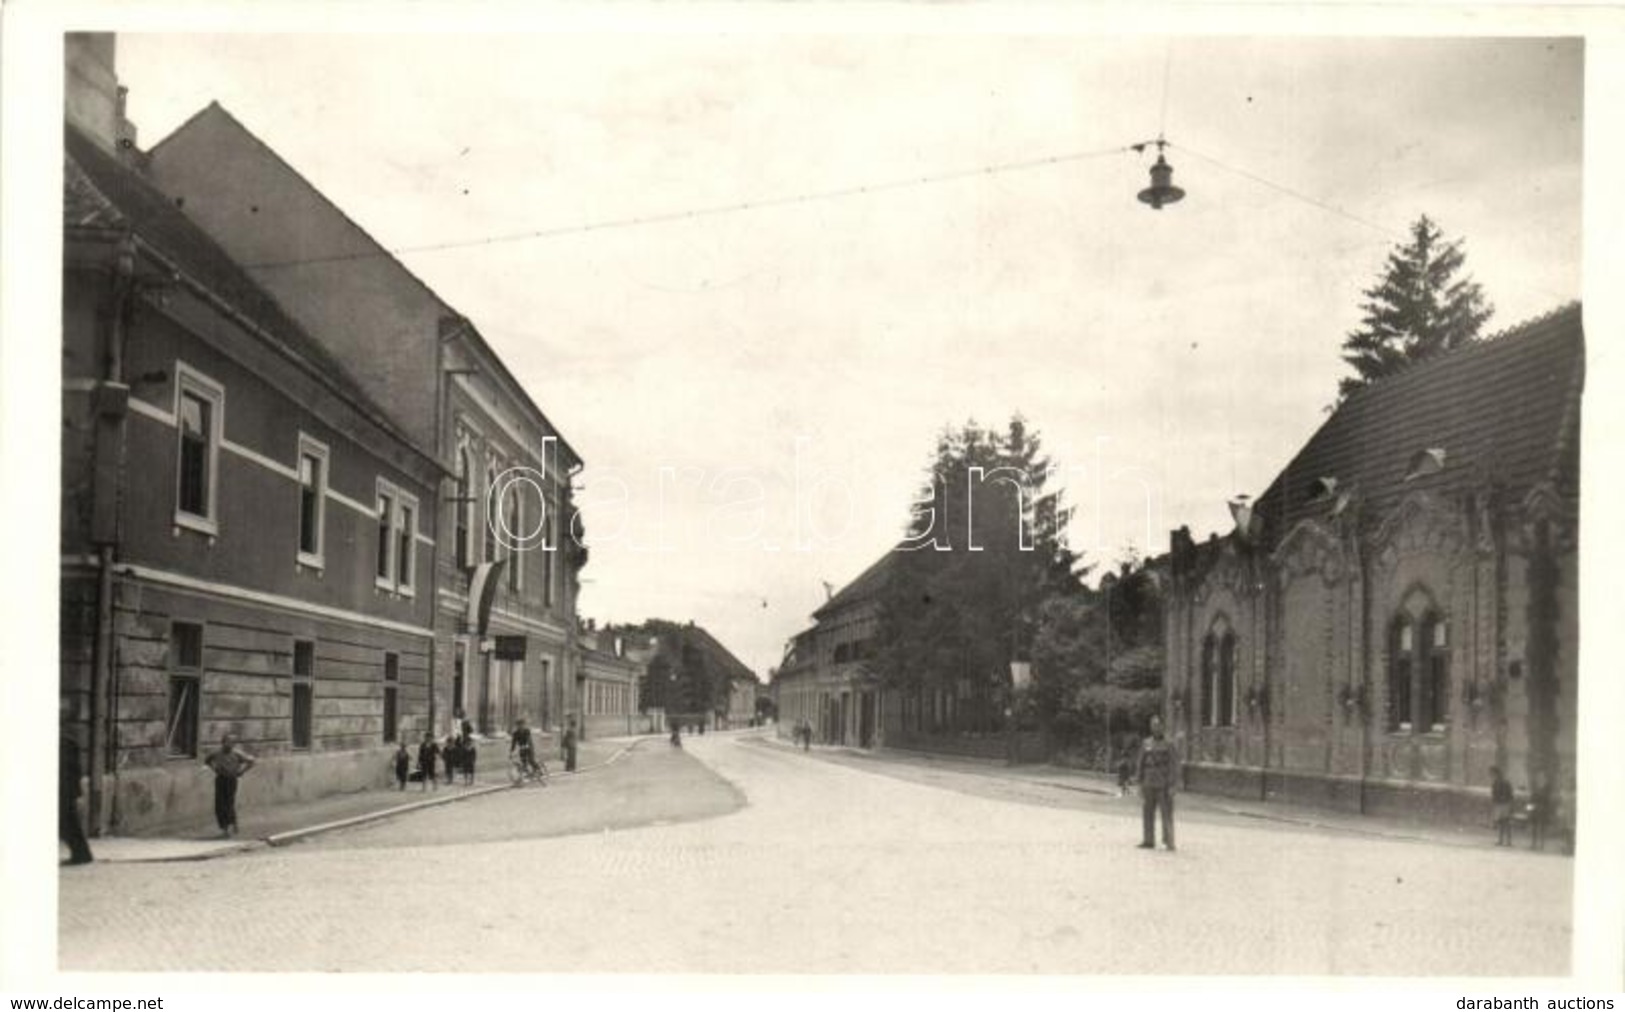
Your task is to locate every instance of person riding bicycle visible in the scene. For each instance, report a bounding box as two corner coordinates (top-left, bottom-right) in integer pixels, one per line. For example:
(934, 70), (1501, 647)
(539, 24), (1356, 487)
(510, 717), (541, 778)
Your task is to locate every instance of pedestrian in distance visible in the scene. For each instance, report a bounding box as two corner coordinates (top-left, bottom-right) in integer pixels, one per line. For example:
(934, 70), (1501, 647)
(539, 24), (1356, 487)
(1490, 765), (1515, 846)
(1528, 770), (1553, 852)
(393, 741), (411, 791)
(204, 733), (256, 838)
(1136, 715), (1177, 852)
(1115, 746), (1134, 798)
(670, 721), (682, 748)
(461, 732), (477, 785)
(59, 701), (93, 866)
(510, 716), (539, 778)
(563, 717), (579, 773)
(417, 732), (440, 791)
(442, 731), (460, 786)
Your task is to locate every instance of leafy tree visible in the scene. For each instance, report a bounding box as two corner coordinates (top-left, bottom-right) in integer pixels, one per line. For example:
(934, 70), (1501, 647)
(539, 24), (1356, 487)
(1339, 215), (1494, 401)
(875, 417), (1085, 733)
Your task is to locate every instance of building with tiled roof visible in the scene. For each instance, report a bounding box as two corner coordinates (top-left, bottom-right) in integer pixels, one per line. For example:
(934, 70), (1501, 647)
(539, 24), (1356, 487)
(776, 553), (894, 749)
(1162, 304), (1582, 828)
(141, 79), (588, 743)
(61, 34), (445, 834)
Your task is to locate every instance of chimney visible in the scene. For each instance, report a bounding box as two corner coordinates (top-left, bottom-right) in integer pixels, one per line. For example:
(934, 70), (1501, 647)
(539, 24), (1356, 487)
(65, 33), (139, 157)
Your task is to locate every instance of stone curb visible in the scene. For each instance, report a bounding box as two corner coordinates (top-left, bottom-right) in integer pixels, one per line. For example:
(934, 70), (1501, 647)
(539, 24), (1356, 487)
(264, 781), (512, 847)
(95, 737), (657, 861)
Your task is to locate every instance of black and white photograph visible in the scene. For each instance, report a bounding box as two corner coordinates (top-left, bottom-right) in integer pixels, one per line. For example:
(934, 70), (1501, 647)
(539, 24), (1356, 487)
(3, 0), (1623, 998)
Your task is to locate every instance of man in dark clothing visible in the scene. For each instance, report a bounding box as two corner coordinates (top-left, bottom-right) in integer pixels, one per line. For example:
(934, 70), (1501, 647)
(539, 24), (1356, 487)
(59, 721), (94, 866)
(562, 718), (579, 773)
(1136, 715), (1177, 851)
(1490, 766), (1515, 846)
(204, 733), (256, 838)
(510, 717), (540, 777)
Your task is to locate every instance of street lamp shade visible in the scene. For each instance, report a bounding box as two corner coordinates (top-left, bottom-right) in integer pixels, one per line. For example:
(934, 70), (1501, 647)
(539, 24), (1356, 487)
(1137, 154), (1186, 210)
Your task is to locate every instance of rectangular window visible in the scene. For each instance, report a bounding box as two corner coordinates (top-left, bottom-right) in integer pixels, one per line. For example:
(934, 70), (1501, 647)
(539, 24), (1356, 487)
(383, 652), (399, 743)
(376, 490), (395, 583)
(178, 394), (210, 515)
(453, 641), (466, 716)
(292, 639), (314, 750)
(167, 622), (204, 757)
(397, 501), (416, 594)
(174, 364), (224, 532)
(376, 481), (418, 594)
(297, 436), (329, 565)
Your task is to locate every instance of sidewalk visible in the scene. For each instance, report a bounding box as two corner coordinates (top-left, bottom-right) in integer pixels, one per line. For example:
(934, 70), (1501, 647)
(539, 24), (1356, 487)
(756, 734), (1535, 852)
(76, 734), (659, 864)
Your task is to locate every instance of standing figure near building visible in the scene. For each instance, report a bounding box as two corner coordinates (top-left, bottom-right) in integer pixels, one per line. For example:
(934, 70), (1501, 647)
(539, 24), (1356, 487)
(1528, 770), (1553, 852)
(59, 704), (93, 865)
(1136, 715), (1177, 851)
(1490, 766), (1515, 846)
(460, 732), (477, 786)
(393, 742), (411, 791)
(442, 731), (460, 786)
(417, 732), (440, 791)
(562, 717), (579, 773)
(204, 734), (256, 838)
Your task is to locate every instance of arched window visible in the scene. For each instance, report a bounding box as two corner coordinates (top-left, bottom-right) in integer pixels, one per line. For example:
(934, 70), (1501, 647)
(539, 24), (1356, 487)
(1389, 603), (1451, 734)
(1218, 632), (1237, 728)
(1420, 612), (1449, 731)
(455, 448), (471, 569)
(482, 458), (498, 564)
(1199, 633), (1215, 727)
(1389, 616), (1414, 731)
(505, 487), (522, 592)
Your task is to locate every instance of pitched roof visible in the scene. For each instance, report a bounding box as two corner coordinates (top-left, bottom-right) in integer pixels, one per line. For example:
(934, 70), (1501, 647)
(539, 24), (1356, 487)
(684, 624), (758, 684)
(63, 124), (431, 465)
(1252, 303), (1583, 544)
(813, 551), (897, 619)
(148, 102), (582, 468)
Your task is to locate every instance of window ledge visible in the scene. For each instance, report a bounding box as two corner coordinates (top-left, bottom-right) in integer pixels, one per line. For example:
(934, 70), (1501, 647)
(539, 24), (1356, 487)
(174, 512), (219, 538)
(297, 552), (325, 572)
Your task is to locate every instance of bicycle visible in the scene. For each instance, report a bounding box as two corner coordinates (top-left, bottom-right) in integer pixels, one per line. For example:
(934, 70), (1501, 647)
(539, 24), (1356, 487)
(509, 751), (549, 786)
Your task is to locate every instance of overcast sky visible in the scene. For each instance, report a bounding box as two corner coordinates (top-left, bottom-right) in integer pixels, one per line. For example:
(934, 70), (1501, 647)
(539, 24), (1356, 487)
(110, 27), (1584, 677)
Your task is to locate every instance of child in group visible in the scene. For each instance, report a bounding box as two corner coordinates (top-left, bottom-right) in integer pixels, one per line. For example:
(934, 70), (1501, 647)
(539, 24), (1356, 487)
(443, 731), (460, 786)
(417, 732), (440, 791)
(393, 741), (411, 790)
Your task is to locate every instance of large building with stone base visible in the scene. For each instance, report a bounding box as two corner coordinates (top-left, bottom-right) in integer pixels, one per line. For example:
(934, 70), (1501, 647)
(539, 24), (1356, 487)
(62, 36), (443, 834)
(1161, 304), (1582, 826)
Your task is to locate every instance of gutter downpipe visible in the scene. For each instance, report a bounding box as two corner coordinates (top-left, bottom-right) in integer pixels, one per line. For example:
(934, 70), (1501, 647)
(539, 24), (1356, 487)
(88, 232), (137, 836)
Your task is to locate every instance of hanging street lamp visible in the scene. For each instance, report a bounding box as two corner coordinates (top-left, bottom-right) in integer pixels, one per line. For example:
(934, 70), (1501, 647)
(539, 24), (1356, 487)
(1134, 138), (1186, 210)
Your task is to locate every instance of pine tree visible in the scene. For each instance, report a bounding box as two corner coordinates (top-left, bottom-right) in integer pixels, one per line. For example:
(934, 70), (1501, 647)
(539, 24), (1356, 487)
(1339, 215), (1494, 400)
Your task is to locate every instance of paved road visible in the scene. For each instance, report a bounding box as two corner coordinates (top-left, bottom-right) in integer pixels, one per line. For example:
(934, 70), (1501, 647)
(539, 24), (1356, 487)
(59, 732), (1571, 975)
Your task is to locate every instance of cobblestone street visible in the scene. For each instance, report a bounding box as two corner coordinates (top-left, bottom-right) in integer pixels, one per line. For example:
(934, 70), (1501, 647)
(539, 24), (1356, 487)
(58, 732), (1572, 975)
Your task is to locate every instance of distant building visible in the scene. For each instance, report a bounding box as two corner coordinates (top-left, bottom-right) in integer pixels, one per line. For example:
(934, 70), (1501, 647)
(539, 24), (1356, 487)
(775, 555), (889, 748)
(618, 620), (757, 731)
(576, 622), (650, 739)
(142, 99), (586, 741)
(61, 35), (442, 832)
(1162, 305), (1582, 824)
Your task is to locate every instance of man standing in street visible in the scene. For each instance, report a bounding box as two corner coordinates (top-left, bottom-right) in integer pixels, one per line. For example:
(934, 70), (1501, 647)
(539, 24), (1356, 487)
(59, 700), (93, 865)
(204, 733), (256, 838)
(562, 716), (579, 773)
(1136, 714), (1177, 851)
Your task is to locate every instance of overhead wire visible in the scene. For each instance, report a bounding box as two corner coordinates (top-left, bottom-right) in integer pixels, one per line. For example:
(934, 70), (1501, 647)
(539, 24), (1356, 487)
(242, 142), (1137, 270)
